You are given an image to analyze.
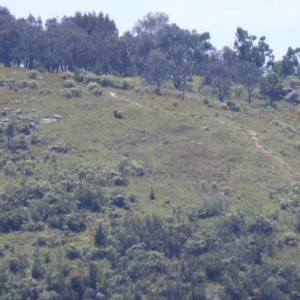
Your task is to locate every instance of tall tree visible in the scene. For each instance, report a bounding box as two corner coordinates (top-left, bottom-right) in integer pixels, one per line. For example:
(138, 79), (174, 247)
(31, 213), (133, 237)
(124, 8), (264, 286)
(143, 48), (174, 87)
(237, 61), (263, 103)
(260, 72), (283, 107)
(157, 24), (210, 91)
(275, 47), (300, 77)
(130, 12), (169, 75)
(0, 7), (19, 67)
(234, 27), (274, 70)
(16, 14), (44, 69)
(206, 51), (234, 102)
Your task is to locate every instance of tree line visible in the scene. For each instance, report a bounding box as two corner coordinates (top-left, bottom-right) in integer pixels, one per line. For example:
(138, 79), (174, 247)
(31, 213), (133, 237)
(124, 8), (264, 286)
(0, 7), (299, 103)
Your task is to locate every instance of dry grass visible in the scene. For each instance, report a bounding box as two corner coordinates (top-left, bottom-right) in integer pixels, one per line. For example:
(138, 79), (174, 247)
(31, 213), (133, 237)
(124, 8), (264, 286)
(0, 65), (300, 265)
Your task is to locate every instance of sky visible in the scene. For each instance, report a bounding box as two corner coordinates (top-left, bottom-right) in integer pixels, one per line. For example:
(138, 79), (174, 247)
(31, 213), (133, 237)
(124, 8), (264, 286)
(2, 0), (300, 60)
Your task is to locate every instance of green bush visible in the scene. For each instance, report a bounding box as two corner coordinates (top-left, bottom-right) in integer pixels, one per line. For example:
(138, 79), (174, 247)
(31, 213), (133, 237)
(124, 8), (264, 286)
(130, 161), (144, 176)
(87, 82), (102, 96)
(4, 160), (17, 176)
(39, 89), (51, 95)
(60, 71), (73, 80)
(283, 232), (298, 247)
(87, 82), (99, 91)
(93, 87), (103, 96)
(149, 188), (155, 200)
(60, 88), (82, 98)
(113, 109), (124, 119)
(70, 88), (82, 97)
(226, 101), (240, 112)
(8, 258), (20, 273)
(248, 216), (273, 234)
(198, 199), (225, 219)
(28, 81), (39, 89)
(31, 260), (45, 279)
(94, 223), (107, 247)
(65, 245), (81, 259)
(63, 79), (76, 88)
(16, 80), (28, 88)
(65, 212), (86, 232)
(28, 70), (39, 79)
(83, 73), (99, 84)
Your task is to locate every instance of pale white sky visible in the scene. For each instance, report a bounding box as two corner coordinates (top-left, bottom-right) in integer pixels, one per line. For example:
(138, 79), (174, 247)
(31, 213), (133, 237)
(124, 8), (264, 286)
(2, 0), (300, 60)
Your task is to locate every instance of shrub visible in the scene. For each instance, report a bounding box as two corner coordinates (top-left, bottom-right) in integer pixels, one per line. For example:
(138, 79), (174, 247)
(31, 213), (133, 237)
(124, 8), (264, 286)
(48, 215), (64, 230)
(94, 223), (107, 247)
(70, 88), (82, 97)
(60, 88), (82, 98)
(83, 73), (99, 84)
(28, 81), (39, 89)
(30, 133), (39, 145)
(122, 79), (133, 90)
(65, 212), (86, 232)
(87, 82), (102, 96)
(223, 186), (232, 196)
(73, 68), (84, 82)
(226, 101), (240, 112)
(220, 103), (228, 110)
(10, 134), (28, 151)
(210, 182), (218, 190)
(184, 239), (207, 256)
(4, 161), (17, 176)
(87, 82), (99, 91)
(186, 82), (194, 92)
(31, 260), (45, 279)
(39, 89), (51, 95)
(248, 216), (273, 234)
(187, 206), (199, 222)
(60, 71), (73, 80)
(93, 87), (103, 96)
(130, 161), (144, 176)
(63, 80), (76, 88)
(28, 70), (39, 79)
(60, 89), (72, 99)
(154, 87), (161, 95)
(198, 199), (225, 218)
(283, 232), (298, 247)
(113, 109), (124, 119)
(149, 188), (155, 200)
(8, 258), (20, 273)
(16, 80), (28, 88)
(66, 245), (81, 259)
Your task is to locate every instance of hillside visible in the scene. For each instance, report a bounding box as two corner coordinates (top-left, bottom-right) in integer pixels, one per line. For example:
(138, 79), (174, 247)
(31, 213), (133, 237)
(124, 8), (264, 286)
(0, 65), (300, 299)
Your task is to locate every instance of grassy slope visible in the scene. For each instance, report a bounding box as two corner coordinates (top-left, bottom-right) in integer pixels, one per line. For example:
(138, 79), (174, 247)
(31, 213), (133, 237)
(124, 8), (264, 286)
(1, 65), (300, 271)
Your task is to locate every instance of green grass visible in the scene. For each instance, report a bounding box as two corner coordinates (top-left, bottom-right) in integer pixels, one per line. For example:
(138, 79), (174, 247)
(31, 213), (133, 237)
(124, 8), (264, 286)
(1, 65), (300, 297)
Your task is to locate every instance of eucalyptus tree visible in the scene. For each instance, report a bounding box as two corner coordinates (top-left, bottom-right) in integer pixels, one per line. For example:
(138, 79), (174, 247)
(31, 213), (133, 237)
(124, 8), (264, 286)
(130, 12), (169, 75)
(157, 23), (211, 94)
(143, 48), (174, 87)
(206, 50), (235, 102)
(275, 47), (300, 77)
(237, 61), (263, 103)
(260, 72), (283, 107)
(234, 27), (274, 71)
(0, 7), (19, 67)
(16, 14), (44, 69)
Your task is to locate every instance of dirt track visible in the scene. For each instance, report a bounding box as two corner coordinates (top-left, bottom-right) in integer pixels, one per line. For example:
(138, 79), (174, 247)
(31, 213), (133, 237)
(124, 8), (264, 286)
(108, 91), (151, 110)
(248, 130), (299, 175)
(108, 90), (300, 176)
